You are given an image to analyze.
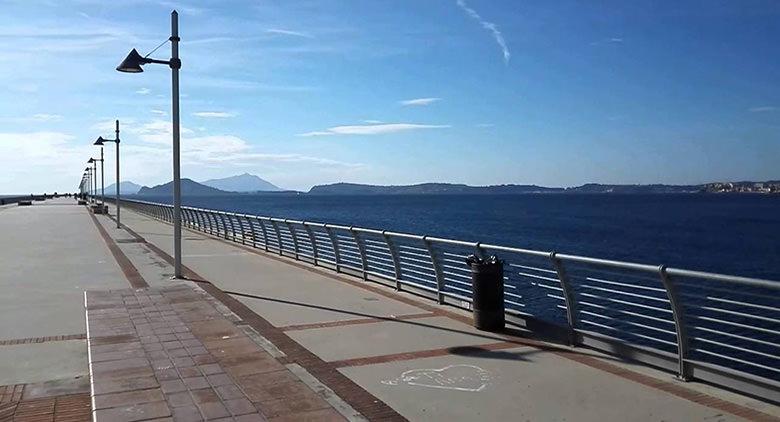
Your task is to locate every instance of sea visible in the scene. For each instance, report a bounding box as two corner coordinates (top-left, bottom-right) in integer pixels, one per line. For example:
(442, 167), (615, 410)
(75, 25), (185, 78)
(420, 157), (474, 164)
(132, 193), (780, 281)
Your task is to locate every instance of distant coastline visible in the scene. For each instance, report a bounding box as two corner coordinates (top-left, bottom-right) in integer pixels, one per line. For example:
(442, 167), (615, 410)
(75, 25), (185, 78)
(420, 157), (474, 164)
(128, 177), (780, 196)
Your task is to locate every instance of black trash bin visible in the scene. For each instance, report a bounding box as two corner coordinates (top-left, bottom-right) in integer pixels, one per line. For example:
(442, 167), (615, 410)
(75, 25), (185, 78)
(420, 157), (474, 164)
(466, 255), (505, 331)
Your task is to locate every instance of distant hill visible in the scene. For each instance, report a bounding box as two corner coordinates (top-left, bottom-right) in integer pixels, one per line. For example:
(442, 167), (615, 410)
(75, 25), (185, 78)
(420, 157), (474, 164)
(136, 179), (232, 196)
(105, 181), (143, 195)
(308, 183), (563, 195)
(564, 183), (701, 194)
(202, 173), (281, 192)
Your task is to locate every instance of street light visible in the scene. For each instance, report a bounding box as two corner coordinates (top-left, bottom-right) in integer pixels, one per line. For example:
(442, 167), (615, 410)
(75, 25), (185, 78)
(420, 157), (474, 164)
(84, 166), (92, 200)
(95, 120), (121, 228)
(117, 10), (183, 278)
(87, 157), (103, 207)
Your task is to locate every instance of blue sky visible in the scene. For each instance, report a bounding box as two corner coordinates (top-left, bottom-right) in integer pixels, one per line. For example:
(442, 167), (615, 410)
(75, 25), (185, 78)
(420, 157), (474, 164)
(1, 0), (778, 193)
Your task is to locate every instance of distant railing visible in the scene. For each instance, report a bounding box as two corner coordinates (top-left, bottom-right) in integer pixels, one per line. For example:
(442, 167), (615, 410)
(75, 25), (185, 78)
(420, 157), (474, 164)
(110, 198), (780, 403)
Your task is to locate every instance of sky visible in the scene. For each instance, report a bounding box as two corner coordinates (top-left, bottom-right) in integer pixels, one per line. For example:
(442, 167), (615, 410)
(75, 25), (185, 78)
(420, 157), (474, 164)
(1, 0), (779, 193)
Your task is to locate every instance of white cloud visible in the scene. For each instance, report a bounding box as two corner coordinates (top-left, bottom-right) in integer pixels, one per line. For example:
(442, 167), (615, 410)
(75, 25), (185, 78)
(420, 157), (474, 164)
(475, 123), (494, 128)
(31, 113), (63, 122)
(748, 106), (777, 113)
(400, 98), (441, 106)
(456, 0), (510, 64)
(298, 123), (450, 137)
(151, 109), (168, 116)
(193, 111), (235, 118)
(136, 87), (151, 95)
(265, 29), (313, 39)
(363, 120), (383, 124)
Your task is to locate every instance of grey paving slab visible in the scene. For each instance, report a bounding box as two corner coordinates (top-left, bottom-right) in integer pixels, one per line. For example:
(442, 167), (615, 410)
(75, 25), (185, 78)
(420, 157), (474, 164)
(287, 316), (505, 362)
(0, 340), (88, 385)
(0, 198), (127, 339)
(339, 347), (743, 422)
(116, 208), (429, 327)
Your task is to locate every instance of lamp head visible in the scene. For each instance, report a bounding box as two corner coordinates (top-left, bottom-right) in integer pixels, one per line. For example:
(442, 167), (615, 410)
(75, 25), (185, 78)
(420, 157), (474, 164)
(87, 158), (95, 163)
(94, 137), (106, 146)
(116, 48), (149, 73)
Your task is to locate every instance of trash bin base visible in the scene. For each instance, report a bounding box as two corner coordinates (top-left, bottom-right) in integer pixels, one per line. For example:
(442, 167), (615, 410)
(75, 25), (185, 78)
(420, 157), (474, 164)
(473, 309), (505, 331)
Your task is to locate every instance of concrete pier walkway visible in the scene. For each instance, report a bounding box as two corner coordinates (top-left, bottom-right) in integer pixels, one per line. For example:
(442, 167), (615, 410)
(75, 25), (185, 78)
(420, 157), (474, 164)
(1, 197), (778, 421)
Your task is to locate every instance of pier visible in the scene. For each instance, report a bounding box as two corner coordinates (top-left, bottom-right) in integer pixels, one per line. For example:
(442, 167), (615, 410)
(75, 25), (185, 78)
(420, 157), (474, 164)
(1, 197), (778, 421)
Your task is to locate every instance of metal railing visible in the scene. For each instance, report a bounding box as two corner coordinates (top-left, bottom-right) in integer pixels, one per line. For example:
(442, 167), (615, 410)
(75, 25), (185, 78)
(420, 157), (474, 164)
(111, 198), (780, 403)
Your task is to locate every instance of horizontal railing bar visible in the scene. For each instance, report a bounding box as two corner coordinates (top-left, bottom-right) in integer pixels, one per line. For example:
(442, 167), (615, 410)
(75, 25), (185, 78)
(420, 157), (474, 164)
(692, 348), (780, 373)
(692, 337), (780, 362)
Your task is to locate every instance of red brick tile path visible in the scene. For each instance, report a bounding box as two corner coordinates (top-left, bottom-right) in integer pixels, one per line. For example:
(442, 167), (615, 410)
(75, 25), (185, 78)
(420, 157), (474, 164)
(0, 333), (86, 346)
(86, 284), (370, 421)
(0, 393), (91, 421)
(88, 210), (149, 289)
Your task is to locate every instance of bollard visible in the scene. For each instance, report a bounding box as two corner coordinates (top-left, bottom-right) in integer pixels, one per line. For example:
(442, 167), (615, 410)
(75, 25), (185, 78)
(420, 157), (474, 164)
(466, 255), (505, 331)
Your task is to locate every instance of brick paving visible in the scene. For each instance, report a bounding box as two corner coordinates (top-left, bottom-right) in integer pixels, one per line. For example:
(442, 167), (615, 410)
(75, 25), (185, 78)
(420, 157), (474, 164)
(86, 284), (356, 421)
(0, 393), (91, 421)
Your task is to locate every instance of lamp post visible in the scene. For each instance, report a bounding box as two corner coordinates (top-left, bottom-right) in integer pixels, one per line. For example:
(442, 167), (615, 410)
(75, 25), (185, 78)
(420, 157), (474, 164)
(116, 10), (183, 278)
(87, 157), (103, 207)
(95, 120), (121, 228)
(84, 167), (92, 200)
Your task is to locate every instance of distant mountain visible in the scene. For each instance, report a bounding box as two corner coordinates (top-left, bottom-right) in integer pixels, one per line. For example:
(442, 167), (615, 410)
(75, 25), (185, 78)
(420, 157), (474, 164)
(136, 179), (232, 196)
(308, 183), (563, 195)
(104, 181), (143, 195)
(201, 173), (281, 192)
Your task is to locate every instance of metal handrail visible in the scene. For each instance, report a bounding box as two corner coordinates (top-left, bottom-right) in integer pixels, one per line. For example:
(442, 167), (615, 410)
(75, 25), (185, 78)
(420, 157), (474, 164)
(110, 197), (780, 402)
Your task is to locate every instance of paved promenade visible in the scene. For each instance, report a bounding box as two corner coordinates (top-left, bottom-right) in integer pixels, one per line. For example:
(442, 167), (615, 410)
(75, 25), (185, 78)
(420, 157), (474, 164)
(1, 197), (778, 421)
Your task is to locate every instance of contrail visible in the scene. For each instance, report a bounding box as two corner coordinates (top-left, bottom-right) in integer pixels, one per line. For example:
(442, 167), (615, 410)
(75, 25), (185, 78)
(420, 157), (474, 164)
(456, 0), (510, 64)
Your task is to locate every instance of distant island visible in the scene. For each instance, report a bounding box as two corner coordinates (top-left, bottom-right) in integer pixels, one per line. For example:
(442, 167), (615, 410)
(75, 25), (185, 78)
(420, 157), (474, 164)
(201, 173), (281, 193)
(119, 175), (779, 197)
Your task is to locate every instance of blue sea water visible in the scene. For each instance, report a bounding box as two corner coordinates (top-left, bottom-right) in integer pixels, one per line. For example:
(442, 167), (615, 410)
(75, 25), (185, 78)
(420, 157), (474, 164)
(132, 193), (780, 281)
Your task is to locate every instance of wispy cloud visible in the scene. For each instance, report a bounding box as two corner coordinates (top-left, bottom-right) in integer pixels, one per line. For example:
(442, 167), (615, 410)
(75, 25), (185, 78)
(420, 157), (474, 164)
(136, 87), (151, 95)
(265, 29), (313, 39)
(151, 109), (168, 117)
(748, 106), (777, 113)
(400, 97), (441, 107)
(475, 123), (494, 128)
(590, 37), (624, 46)
(193, 111), (235, 118)
(298, 123), (450, 137)
(455, 0), (510, 64)
(32, 113), (63, 122)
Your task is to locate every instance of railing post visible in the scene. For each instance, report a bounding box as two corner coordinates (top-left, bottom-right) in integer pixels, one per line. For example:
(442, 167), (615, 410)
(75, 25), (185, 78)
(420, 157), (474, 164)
(423, 236), (446, 304)
(351, 228), (369, 281)
(238, 215), (248, 245)
(259, 219), (270, 252)
(218, 212), (229, 239)
(658, 265), (692, 381)
(550, 252), (580, 346)
(196, 209), (206, 233)
(270, 220), (283, 255)
(325, 225), (341, 273)
(304, 224), (318, 266)
(383, 231), (403, 291)
(285, 220), (300, 260)
(247, 216), (257, 248)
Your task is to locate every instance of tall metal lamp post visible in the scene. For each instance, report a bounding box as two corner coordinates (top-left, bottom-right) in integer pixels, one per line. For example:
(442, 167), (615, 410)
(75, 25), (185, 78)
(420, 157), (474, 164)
(116, 10), (183, 278)
(84, 167), (92, 200)
(87, 157), (103, 208)
(95, 120), (121, 228)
